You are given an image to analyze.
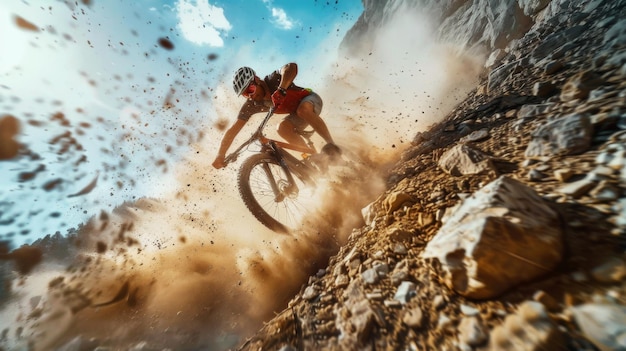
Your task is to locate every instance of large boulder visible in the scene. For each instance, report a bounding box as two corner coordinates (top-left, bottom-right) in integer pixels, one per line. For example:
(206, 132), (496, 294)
(437, 143), (498, 176)
(422, 176), (564, 299)
(525, 113), (594, 158)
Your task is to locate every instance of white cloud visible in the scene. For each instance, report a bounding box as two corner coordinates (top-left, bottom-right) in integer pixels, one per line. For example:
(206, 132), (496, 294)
(261, 0), (296, 30)
(270, 7), (295, 30)
(176, 0), (232, 46)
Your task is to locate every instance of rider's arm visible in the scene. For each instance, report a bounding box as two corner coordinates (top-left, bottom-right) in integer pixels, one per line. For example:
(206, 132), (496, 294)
(212, 101), (263, 169)
(212, 119), (246, 169)
(277, 62), (298, 90)
(216, 119), (246, 158)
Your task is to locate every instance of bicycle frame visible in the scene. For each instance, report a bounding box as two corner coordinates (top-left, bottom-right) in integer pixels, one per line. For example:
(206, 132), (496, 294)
(222, 107), (352, 232)
(223, 108), (317, 192)
(224, 107), (314, 164)
(265, 138), (313, 154)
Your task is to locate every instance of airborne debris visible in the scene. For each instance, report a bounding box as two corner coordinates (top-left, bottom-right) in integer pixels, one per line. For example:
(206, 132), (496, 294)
(14, 15), (39, 32)
(67, 173), (99, 198)
(158, 37), (175, 50)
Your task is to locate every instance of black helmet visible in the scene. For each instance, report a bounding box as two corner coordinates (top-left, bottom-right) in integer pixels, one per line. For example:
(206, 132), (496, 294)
(233, 66), (256, 95)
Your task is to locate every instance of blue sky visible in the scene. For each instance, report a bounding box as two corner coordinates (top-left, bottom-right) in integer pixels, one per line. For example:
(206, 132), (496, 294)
(0, 0), (363, 246)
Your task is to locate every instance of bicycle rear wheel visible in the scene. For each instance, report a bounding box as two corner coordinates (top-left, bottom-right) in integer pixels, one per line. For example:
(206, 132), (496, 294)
(238, 153), (314, 233)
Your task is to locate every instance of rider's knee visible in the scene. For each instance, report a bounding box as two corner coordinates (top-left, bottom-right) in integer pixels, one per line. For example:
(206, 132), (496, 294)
(277, 119), (296, 137)
(296, 102), (317, 120)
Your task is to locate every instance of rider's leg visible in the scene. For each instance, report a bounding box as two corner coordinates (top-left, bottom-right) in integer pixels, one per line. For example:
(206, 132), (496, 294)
(296, 97), (335, 145)
(277, 119), (308, 149)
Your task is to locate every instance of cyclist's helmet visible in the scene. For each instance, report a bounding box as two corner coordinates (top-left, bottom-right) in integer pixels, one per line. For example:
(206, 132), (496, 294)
(233, 66), (256, 96)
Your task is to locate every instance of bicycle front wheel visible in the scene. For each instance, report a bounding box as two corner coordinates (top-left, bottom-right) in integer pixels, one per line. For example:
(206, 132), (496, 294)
(238, 153), (314, 233)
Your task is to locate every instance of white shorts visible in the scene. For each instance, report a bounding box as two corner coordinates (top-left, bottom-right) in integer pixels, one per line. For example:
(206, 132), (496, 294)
(283, 92), (323, 132)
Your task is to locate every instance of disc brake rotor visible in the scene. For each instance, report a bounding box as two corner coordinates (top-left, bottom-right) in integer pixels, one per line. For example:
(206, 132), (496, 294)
(277, 179), (299, 200)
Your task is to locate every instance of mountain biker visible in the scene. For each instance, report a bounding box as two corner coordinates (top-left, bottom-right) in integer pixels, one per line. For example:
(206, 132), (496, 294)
(211, 63), (340, 169)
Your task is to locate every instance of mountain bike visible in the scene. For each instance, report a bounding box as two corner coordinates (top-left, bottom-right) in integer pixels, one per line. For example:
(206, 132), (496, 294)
(223, 107), (327, 233)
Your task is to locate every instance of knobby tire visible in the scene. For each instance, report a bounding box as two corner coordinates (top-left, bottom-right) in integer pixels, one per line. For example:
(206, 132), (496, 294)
(237, 153), (312, 233)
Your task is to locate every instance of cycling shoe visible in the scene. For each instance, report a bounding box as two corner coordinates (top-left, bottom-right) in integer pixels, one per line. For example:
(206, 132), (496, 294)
(321, 143), (341, 158)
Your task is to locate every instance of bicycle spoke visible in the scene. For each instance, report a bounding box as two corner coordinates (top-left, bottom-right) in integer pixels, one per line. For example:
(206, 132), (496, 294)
(243, 158), (312, 231)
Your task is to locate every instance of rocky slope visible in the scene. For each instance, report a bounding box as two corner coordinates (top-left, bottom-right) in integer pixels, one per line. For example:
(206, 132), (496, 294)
(342, 0), (560, 55)
(237, 0), (626, 350)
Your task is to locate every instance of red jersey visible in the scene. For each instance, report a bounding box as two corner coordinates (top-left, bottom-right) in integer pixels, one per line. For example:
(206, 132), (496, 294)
(263, 70), (311, 114)
(236, 69), (312, 121)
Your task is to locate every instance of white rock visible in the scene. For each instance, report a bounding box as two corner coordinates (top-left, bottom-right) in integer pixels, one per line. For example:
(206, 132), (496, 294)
(422, 176), (564, 299)
(394, 281), (417, 304)
(571, 303), (626, 351)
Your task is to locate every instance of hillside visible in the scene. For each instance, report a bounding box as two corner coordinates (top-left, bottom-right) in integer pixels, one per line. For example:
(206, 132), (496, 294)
(237, 0), (626, 350)
(1, 0), (625, 350)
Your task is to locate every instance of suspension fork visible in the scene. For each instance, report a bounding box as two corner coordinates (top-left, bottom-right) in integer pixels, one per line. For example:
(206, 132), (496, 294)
(262, 141), (298, 202)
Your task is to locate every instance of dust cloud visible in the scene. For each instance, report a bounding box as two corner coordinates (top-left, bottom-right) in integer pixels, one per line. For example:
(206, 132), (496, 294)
(0, 3), (483, 351)
(318, 9), (484, 165)
(0, 131), (382, 350)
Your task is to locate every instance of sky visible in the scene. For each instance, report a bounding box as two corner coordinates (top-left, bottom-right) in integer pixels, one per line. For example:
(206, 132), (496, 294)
(0, 0), (364, 247)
